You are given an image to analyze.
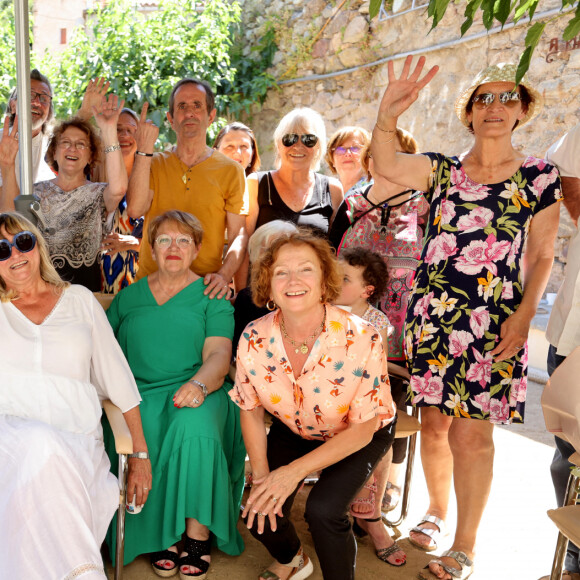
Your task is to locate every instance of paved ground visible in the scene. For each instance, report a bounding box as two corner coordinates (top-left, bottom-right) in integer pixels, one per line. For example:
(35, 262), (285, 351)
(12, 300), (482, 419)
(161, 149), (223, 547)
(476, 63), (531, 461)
(103, 378), (562, 580)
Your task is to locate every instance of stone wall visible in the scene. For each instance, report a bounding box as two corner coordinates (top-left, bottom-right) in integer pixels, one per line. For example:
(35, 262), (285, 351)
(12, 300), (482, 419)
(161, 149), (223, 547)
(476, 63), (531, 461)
(239, 0), (580, 292)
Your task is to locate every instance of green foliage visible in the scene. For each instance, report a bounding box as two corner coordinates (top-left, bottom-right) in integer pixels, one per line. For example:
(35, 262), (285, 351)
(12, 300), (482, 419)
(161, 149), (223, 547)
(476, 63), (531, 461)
(37, 0), (276, 145)
(0, 2), (16, 115)
(372, 0), (580, 81)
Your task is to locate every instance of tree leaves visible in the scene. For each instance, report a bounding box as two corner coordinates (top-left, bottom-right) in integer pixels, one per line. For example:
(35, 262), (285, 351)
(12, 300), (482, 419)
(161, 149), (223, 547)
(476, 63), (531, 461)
(370, 0), (383, 19)
(370, 0), (580, 83)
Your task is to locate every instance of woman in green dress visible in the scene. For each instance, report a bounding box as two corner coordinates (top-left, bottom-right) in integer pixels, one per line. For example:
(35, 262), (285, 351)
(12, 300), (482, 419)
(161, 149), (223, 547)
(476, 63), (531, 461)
(105, 209), (245, 578)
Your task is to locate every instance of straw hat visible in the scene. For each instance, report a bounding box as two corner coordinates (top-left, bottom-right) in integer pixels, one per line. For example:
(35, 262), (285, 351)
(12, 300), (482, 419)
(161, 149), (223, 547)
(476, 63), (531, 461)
(454, 63), (543, 130)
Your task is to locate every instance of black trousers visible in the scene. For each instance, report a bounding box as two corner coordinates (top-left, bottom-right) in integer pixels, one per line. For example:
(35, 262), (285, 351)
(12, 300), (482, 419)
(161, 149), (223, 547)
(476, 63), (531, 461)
(247, 418), (396, 580)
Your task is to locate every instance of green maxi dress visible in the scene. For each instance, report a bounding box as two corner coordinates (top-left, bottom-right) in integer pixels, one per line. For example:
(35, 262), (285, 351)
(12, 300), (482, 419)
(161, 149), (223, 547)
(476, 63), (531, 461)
(104, 277), (245, 565)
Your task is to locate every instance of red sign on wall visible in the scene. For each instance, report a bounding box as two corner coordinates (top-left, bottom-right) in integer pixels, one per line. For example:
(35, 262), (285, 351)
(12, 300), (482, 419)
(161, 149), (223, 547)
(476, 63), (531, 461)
(547, 35), (580, 62)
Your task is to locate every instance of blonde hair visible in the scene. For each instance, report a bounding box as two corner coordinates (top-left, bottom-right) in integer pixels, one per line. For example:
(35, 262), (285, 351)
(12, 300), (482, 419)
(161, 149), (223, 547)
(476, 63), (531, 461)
(362, 127), (418, 178)
(273, 108), (326, 171)
(248, 220), (299, 263)
(0, 212), (68, 302)
(251, 229), (342, 307)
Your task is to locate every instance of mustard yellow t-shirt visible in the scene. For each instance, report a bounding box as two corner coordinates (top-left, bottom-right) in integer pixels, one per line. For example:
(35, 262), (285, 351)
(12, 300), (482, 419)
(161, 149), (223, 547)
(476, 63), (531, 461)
(137, 150), (248, 279)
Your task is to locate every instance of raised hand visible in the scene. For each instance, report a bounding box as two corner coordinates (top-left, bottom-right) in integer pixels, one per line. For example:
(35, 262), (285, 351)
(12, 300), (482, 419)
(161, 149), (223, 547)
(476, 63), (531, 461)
(135, 102), (159, 153)
(92, 93), (125, 131)
(0, 115), (19, 169)
(78, 77), (110, 120)
(377, 56), (439, 124)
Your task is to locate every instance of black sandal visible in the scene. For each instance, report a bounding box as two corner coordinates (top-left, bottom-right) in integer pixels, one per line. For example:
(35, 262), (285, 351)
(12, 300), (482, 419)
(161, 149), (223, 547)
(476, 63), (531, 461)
(150, 546), (180, 577)
(179, 536), (212, 579)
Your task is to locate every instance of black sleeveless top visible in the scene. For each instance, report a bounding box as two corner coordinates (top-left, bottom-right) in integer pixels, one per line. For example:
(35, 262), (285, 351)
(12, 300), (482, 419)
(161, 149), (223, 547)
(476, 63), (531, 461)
(255, 171), (333, 234)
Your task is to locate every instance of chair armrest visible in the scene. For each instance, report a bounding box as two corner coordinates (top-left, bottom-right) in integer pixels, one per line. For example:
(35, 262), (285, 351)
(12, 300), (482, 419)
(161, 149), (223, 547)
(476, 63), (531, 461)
(93, 292), (115, 312)
(102, 399), (133, 455)
(395, 411), (422, 438)
(388, 362), (410, 382)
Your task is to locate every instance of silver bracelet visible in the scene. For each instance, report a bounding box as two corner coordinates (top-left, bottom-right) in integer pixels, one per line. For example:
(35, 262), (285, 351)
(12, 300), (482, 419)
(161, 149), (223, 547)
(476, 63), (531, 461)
(128, 452), (149, 459)
(189, 379), (208, 398)
(104, 142), (121, 153)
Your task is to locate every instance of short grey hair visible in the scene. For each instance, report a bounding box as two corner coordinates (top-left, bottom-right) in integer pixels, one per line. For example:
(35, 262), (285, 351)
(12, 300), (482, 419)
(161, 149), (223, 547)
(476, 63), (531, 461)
(273, 107), (327, 171)
(248, 220), (299, 263)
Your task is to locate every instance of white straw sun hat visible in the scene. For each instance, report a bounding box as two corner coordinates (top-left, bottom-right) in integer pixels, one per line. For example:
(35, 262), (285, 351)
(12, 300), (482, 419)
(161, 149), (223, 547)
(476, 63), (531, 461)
(454, 63), (543, 130)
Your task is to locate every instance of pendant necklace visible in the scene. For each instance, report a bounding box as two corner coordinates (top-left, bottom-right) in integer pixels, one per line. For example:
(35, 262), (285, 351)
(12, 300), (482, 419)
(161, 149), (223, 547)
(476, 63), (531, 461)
(281, 309), (326, 354)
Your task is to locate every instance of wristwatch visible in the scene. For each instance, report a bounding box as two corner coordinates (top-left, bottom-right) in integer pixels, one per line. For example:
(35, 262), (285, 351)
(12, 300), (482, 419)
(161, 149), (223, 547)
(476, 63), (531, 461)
(128, 452), (150, 459)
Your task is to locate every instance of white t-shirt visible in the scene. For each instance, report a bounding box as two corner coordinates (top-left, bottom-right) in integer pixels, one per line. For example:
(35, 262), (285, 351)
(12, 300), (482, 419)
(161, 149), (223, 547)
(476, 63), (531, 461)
(546, 124), (580, 356)
(0, 127), (55, 187)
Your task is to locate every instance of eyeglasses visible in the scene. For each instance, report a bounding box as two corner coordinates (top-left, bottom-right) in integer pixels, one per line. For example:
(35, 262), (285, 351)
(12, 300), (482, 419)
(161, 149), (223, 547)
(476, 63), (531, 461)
(155, 234), (194, 248)
(471, 91), (521, 108)
(281, 133), (319, 148)
(58, 140), (89, 151)
(333, 146), (362, 156)
(30, 90), (52, 105)
(0, 231), (37, 261)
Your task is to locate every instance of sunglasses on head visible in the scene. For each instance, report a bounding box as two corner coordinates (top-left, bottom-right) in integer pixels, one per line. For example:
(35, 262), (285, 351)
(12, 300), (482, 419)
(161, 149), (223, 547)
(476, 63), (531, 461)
(0, 231), (37, 261)
(471, 91), (521, 108)
(281, 133), (319, 148)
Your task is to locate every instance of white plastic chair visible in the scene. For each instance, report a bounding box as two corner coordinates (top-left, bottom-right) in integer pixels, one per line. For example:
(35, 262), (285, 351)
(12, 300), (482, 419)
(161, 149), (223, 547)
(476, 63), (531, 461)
(541, 346), (580, 580)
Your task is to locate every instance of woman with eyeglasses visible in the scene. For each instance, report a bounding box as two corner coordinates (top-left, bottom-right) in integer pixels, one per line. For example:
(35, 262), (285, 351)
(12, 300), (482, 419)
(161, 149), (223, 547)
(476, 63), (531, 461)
(104, 210), (245, 577)
(0, 95), (127, 291)
(325, 126), (372, 198)
(246, 108), (343, 240)
(371, 58), (562, 580)
(0, 211), (150, 579)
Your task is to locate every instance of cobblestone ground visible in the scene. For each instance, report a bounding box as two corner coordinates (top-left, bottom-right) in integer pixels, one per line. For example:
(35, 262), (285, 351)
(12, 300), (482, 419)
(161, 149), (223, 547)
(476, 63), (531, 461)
(105, 380), (558, 580)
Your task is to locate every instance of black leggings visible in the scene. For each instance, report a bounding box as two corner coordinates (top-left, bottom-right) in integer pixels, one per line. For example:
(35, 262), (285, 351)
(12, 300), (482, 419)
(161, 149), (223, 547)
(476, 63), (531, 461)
(246, 418), (396, 580)
(390, 375), (410, 464)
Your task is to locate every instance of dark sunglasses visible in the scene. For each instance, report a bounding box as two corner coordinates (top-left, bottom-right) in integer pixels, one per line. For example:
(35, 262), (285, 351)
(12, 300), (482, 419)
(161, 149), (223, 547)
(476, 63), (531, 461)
(0, 231), (37, 261)
(281, 133), (319, 148)
(471, 91), (521, 108)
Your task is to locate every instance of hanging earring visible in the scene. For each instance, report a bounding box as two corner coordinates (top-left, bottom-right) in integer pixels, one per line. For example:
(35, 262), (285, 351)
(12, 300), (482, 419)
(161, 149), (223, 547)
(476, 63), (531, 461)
(266, 299), (277, 311)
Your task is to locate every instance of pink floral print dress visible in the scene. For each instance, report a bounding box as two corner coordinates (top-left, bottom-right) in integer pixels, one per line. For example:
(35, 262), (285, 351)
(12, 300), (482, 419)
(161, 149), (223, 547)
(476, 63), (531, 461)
(406, 154), (562, 424)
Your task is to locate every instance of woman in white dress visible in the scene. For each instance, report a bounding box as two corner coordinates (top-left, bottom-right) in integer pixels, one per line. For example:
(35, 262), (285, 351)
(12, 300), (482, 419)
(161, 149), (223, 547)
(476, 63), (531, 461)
(0, 211), (151, 579)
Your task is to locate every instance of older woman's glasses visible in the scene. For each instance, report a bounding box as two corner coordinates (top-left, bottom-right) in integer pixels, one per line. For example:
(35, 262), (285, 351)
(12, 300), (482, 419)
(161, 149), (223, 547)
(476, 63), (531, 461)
(472, 91), (521, 108)
(333, 146), (361, 156)
(58, 140), (89, 151)
(281, 134), (319, 148)
(0, 231), (37, 261)
(155, 234), (194, 248)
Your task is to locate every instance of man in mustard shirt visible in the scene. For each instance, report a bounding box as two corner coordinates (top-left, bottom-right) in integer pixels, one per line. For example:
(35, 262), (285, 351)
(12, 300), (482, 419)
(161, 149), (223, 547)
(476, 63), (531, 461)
(127, 78), (248, 298)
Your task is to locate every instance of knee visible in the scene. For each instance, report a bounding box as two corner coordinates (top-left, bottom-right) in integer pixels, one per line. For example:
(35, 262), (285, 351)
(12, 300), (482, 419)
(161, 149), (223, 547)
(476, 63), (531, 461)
(449, 424), (494, 461)
(305, 492), (343, 528)
(420, 410), (451, 443)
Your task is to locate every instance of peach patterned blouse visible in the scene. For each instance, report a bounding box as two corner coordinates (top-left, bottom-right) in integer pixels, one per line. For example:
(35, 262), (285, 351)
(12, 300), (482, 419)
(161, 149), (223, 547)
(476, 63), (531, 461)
(230, 304), (396, 441)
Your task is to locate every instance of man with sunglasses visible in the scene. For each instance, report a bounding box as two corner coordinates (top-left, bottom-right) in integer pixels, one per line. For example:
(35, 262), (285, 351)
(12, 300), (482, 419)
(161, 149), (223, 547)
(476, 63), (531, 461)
(0, 69), (56, 195)
(126, 78), (248, 300)
(541, 123), (580, 580)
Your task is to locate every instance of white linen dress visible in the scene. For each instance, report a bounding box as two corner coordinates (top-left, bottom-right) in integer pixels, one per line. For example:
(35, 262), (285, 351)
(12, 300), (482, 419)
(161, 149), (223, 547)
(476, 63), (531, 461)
(0, 285), (141, 580)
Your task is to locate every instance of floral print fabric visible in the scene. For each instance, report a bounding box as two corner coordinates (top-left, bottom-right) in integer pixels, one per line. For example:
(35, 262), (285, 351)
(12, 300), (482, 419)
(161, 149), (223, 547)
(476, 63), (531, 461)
(230, 304), (395, 440)
(406, 154), (562, 424)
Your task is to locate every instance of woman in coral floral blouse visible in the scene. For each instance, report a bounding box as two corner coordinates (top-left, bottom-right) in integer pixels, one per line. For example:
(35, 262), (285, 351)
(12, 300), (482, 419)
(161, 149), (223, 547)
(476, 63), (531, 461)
(371, 57), (562, 580)
(230, 230), (399, 580)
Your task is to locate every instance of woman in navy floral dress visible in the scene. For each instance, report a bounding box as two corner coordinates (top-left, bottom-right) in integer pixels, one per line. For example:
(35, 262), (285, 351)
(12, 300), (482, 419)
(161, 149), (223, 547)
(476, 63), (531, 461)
(371, 57), (562, 579)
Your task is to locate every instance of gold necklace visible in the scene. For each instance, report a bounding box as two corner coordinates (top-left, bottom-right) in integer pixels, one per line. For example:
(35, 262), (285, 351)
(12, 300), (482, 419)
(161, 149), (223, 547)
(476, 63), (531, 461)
(281, 309), (326, 355)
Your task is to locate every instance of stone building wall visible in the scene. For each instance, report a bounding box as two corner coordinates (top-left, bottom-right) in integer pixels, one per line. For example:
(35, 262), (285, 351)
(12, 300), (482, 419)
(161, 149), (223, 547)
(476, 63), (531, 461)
(239, 0), (580, 292)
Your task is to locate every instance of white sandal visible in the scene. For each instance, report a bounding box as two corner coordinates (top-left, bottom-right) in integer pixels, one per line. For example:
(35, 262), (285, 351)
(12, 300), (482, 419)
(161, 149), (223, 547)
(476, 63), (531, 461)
(259, 547), (314, 580)
(408, 513), (446, 552)
(418, 550), (474, 580)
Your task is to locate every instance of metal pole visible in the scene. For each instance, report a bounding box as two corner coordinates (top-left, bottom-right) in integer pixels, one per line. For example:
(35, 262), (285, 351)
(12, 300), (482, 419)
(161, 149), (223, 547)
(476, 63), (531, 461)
(13, 0), (37, 224)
